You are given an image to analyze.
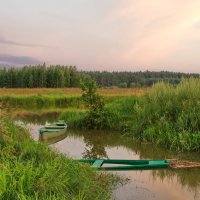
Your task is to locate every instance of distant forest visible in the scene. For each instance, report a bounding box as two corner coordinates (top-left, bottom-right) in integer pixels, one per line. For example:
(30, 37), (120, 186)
(0, 64), (199, 88)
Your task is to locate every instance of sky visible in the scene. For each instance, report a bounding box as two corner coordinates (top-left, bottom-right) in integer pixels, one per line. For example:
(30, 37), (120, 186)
(0, 0), (200, 73)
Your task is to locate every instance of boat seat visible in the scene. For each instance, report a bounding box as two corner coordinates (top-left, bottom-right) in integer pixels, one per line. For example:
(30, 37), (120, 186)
(92, 160), (104, 168)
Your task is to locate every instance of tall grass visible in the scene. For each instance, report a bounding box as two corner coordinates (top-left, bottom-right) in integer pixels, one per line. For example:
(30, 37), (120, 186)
(0, 115), (115, 199)
(132, 78), (200, 151)
(103, 97), (138, 131)
(59, 110), (87, 128)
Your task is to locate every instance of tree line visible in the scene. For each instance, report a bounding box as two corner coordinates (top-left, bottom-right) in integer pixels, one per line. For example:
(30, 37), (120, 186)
(0, 64), (80, 88)
(84, 71), (200, 87)
(0, 64), (199, 88)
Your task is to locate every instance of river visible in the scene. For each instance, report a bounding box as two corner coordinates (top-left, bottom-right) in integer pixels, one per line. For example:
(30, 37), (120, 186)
(15, 112), (200, 200)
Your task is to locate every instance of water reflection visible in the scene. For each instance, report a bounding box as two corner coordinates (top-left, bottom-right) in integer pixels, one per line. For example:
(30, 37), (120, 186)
(13, 110), (61, 125)
(39, 132), (68, 145)
(54, 129), (200, 194)
(82, 131), (108, 159)
(16, 111), (200, 200)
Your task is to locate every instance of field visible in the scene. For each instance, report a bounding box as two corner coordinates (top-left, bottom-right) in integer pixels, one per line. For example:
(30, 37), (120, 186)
(0, 88), (149, 97)
(0, 88), (149, 110)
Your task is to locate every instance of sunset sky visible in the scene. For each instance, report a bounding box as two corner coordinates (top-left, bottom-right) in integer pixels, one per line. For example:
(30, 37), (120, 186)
(0, 0), (200, 72)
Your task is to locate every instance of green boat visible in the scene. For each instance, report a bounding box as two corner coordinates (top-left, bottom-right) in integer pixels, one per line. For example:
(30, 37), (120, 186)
(39, 121), (67, 140)
(78, 159), (169, 170)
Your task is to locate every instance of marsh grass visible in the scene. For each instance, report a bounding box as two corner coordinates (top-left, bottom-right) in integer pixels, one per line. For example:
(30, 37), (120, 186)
(59, 110), (87, 128)
(103, 97), (138, 131)
(0, 116), (115, 200)
(132, 78), (200, 151)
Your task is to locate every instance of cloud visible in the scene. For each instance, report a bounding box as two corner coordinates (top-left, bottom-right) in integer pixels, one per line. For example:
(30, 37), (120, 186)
(106, 1), (200, 67)
(0, 35), (53, 48)
(193, 20), (200, 29)
(0, 54), (42, 65)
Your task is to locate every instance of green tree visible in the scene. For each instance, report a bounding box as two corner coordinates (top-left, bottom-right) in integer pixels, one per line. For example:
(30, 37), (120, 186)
(80, 75), (105, 129)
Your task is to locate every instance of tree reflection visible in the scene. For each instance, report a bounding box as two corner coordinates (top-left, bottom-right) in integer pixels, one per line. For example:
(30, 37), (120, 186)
(82, 131), (108, 159)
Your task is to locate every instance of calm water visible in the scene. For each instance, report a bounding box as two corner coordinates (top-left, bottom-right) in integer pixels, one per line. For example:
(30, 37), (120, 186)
(15, 112), (200, 200)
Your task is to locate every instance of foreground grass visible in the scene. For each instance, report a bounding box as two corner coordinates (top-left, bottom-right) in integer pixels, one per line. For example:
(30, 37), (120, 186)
(0, 115), (115, 200)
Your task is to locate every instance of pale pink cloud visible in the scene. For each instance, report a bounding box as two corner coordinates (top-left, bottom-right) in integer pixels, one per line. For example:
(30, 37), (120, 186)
(106, 0), (200, 70)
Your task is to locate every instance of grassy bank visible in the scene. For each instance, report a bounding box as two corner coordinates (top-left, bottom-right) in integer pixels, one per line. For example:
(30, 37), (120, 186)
(0, 115), (115, 200)
(132, 78), (200, 151)
(60, 79), (200, 151)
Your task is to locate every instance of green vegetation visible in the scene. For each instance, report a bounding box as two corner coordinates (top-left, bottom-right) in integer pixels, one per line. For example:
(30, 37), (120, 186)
(0, 64), (199, 88)
(85, 71), (199, 87)
(0, 115), (116, 200)
(0, 88), (146, 110)
(59, 110), (86, 128)
(132, 78), (200, 151)
(80, 76), (106, 129)
(104, 78), (200, 151)
(0, 65), (80, 88)
(60, 78), (200, 151)
(0, 95), (82, 110)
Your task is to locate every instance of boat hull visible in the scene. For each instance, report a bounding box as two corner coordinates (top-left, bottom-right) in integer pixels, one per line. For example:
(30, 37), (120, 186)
(78, 159), (169, 170)
(39, 121), (67, 141)
(39, 129), (67, 140)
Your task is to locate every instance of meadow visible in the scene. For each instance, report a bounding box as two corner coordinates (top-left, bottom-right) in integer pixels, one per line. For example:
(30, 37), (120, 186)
(0, 88), (148, 110)
(0, 88), (148, 97)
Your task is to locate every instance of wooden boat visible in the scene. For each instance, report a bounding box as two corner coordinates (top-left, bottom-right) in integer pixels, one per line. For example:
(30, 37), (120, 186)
(39, 121), (67, 140)
(78, 159), (169, 170)
(39, 131), (68, 144)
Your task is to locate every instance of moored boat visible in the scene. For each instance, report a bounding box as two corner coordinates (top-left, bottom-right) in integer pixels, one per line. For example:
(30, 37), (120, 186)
(78, 159), (169, 170)
(39, 121), (67, 140)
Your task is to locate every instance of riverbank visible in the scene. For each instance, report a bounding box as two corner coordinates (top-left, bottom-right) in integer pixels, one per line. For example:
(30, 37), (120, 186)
(0, 115), (115, 199)
(60, 79), (200, 152)
(1, 79), (199, 152)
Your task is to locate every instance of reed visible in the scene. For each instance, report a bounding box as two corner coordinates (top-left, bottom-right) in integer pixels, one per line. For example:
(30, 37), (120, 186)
(132, 78), (200, 151)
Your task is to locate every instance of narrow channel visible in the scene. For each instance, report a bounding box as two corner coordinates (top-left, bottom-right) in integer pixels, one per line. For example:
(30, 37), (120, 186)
(15, 112), (200, 200)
